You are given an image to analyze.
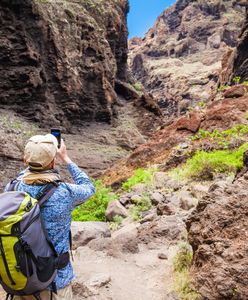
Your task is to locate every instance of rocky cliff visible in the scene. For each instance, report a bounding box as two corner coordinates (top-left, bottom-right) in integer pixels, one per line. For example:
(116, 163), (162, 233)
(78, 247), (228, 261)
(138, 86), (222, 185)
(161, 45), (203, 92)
(129, 0), (246, 117)
(232, 4), (248, 80)
(186, 11), (248, 299)
(0, 0), (129, 128)
(186, 175), (248, 299)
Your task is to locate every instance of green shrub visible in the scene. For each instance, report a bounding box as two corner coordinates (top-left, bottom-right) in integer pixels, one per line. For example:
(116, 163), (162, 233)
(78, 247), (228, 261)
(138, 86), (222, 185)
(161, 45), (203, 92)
(72, 180), (117, 222)
(130, 194), (152, 221)
(173, 242), (201, 300)
(122, 168), (154, 192)
(218, 84), (229, 92)
(233, 76), (241, 85)
(173, 242), (193, 273)
(171, 143), (248, 181)
(198, 101), (206, 109)
(192, 124), (248, 146)
(109, 215), (123, 231)
(133, 81), (143, 92)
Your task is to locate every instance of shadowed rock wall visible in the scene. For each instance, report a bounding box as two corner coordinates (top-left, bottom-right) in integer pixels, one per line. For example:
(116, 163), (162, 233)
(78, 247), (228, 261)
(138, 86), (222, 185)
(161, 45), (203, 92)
(0, 0), (128, 128)
(232, 10), (248, 80)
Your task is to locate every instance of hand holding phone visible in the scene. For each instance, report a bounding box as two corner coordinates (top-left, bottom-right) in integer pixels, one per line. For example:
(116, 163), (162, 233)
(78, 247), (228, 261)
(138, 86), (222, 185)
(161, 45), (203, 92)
(57, 139), (72, 164)
(51, 129), (61, 148)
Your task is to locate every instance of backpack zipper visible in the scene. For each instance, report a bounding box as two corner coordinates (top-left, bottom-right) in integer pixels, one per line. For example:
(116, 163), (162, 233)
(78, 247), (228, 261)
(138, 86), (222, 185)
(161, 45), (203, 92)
(0, 237), (16, 285)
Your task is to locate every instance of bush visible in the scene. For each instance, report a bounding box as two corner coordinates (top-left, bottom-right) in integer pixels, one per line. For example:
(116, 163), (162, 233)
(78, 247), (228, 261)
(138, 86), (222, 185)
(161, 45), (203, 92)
(171, 143), (248, 181)
(173, 242), (201, 300)
(217, 84), (229, 92)
(133, 81), (143, 92)
(173, 242), (193, 273)
(72, 180), (117, 222)
(122, 168), (154, 192)
(192, 124), (248, 141)
(109, 215), (124, 231)
(233, 76), (241, 85)
(130, 194), (152, 221)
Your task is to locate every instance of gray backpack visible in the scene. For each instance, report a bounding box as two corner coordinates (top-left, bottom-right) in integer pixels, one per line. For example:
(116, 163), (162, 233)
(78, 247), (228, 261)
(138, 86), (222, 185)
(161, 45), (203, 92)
(0, 181), (70, 300)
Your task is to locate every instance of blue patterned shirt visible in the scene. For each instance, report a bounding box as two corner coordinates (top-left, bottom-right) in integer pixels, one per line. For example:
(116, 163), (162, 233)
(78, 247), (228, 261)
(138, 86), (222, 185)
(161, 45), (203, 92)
(5, 162), (95, 290)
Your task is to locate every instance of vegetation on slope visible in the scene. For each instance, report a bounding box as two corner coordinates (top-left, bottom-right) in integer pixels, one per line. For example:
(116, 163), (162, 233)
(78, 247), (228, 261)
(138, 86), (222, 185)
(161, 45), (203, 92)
(72, 180), (117, 222)
(173, 242), (201, 300)
(170, 143), (248, 181)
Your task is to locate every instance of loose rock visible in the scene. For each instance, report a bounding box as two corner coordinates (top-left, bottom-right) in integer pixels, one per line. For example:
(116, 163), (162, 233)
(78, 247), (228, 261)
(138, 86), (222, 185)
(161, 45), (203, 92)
(71, 222), (111, 250)
(105, 200), (128, 221)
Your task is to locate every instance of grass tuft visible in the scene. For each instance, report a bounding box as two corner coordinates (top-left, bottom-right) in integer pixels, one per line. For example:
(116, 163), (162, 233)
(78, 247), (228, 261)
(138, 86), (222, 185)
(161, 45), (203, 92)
(130, 193), (152, 221)
(173, 242), (201, 300)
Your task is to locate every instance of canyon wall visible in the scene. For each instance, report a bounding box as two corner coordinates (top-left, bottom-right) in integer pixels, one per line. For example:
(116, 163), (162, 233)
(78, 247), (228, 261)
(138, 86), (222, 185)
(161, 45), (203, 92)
(129, 0), (246, 117)
(0, 0), (129, 128)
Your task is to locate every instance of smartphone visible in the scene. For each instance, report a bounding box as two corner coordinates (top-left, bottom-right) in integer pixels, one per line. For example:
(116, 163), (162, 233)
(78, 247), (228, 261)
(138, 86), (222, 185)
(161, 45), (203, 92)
(51, 129), (61, 148)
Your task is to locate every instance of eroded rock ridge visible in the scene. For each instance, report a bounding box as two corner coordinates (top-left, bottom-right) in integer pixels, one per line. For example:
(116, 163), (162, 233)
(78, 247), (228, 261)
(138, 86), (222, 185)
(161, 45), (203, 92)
(0, 0), (129, 127)
(129, 0), (246, 117)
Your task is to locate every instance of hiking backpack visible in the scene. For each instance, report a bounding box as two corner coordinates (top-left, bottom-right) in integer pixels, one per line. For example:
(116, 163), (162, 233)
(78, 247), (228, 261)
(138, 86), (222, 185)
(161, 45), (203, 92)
(0, 181), (70, 300)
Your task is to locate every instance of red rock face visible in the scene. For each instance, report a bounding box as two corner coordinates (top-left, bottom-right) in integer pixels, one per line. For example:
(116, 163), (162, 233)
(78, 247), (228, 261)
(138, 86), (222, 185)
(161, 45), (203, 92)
(186, 176), (248, 299)
(0, 0), (128, 128)
(129, 0), (246, 117)
(103, 92), (248, 186)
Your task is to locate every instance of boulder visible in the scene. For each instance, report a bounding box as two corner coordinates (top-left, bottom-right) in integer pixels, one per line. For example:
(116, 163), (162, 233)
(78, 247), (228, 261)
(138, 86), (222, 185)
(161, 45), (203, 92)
(179, 196), (198, 210)
(223, 84), (248, 98)
(175, 112), (202, 133)
(112, 223), (139, 254)
(138, 215), (186, 244)
(72, 278), (98, 298)
(152, 172), (171, 188)
(130, 194), (143, 203)
(71, 222), (111, 250)
(150, 192), (164, 205)
(105, 200), (128, 221)
(140, 212), (157, 224)
(119, 195), (131, 206)
(208, 180), (228, 192)
(130, 183), (148, 194)
(157, 203), (176, 216)
(190, 183), (209, 198)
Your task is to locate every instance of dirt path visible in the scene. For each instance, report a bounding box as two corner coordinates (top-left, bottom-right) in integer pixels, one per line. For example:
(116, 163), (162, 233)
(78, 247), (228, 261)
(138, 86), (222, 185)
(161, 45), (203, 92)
(73, 244), (177, 300)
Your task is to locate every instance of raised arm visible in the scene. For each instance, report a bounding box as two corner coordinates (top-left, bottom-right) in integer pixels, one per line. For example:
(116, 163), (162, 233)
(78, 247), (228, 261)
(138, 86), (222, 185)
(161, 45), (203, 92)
(57, 140), (96, 206)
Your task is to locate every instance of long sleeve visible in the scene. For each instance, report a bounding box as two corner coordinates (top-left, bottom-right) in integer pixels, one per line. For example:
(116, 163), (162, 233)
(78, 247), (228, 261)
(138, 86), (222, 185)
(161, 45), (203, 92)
(65, 162), (96, 207)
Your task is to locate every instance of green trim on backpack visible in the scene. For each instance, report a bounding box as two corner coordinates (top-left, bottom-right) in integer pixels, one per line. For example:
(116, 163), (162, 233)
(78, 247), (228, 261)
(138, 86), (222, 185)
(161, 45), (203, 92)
(0, 236), (27, 289)
(0, 193), (37, 235)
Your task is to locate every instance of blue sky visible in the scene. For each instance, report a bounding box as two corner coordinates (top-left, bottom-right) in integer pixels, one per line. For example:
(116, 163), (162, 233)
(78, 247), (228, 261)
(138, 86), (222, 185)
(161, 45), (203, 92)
(128, 0), (176, 38)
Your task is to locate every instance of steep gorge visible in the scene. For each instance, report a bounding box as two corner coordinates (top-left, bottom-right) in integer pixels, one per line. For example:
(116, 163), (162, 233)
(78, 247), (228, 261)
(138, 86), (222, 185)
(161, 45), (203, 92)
(0, 0), (162, 182)
(0, 0), (248, 300)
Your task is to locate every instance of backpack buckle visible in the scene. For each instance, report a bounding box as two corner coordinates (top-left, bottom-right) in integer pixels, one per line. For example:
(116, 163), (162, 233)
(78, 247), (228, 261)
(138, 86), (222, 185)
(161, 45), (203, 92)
(15, 265), (21, 272)
(19, 238), (30, 252)
(25, 200), (33, 212)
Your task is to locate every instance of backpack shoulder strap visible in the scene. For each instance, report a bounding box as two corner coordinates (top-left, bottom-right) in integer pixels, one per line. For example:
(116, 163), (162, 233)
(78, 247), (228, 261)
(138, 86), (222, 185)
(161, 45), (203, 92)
(6, 179), (21, 192)
(36, 182), (60, 207)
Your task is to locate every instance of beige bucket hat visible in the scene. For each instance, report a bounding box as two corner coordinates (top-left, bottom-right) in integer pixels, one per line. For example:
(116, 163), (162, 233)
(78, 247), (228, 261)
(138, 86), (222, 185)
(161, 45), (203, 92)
(24, 134), (58, 170)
